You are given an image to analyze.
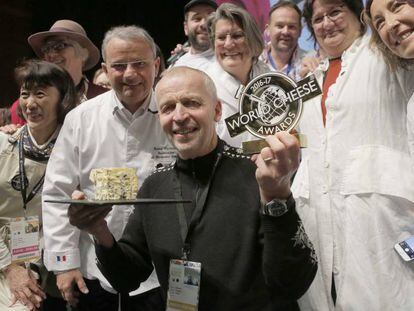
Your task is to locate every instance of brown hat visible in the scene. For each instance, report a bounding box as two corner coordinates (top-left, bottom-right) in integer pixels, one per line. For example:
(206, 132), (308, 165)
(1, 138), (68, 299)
(27, 20), (100, 71)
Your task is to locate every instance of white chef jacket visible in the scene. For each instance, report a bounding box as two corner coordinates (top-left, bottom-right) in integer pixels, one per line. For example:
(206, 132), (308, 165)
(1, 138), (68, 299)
(42, 90), (175, 294)
(292, 34), (414, 311)
(206, 59), (270, 148)
(173, 48), (215, 72)
(407, 93), (414, 163)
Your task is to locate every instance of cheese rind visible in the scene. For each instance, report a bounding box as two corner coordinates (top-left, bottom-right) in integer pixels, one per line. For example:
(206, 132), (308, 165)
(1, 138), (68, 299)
(90, 168), (138, 200)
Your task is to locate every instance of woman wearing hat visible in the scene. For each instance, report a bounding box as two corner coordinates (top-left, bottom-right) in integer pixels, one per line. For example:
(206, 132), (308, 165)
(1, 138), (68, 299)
(291, 0), (414, 309)
(6, 20), (107, 128)
(0, 60), (77, 310)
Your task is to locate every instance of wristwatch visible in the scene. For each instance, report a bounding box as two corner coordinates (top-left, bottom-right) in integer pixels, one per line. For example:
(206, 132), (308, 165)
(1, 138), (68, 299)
(261, 193), (294, 217)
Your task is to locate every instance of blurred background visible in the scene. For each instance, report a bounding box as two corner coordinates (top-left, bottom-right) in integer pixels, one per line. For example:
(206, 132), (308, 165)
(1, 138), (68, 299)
(0, 0), (315, 108)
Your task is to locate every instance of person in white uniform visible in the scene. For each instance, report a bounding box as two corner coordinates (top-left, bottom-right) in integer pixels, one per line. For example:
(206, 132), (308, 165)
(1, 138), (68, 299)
(171, 0), (217, 71)
(206, 3), (270, 148)
(42, 25), (175, 311)
(365, 0), (414, 161)
(292, 0), (414, 310)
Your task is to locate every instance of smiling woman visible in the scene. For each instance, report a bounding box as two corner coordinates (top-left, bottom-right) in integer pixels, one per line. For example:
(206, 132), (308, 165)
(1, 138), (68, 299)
(365, 0), (414, 68)
(205, 3), (270, 148)
(291, 0), (414, 310)
(0, 60), (76, 311)
(365, 0), (414, 170)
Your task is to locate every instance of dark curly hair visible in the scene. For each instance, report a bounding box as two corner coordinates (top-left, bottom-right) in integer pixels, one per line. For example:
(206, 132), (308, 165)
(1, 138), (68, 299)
(303, 0), (365, 44)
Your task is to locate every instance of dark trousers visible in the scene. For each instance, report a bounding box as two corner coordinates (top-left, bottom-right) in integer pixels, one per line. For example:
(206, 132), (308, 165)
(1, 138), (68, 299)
(73, 278), (164, 311)
(121, 287), (164, 311)
(74, 278), (119, 311)
(42, 294), (67, 311)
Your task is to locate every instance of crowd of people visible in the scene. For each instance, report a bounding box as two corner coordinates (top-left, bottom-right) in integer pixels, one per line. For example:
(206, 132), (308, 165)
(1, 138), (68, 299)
(0, 0), (413, 310)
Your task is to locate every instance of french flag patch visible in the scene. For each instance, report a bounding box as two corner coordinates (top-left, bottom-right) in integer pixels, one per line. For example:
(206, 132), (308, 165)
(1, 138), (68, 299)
(57, 255), (67, 262)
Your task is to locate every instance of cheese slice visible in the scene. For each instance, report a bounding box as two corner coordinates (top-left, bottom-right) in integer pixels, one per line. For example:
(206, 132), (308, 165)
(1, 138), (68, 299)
(90, 167), (138, 200)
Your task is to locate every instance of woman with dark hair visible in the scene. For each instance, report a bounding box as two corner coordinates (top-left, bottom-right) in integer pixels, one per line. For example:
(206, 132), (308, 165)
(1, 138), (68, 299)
(291, 0), (414, 310)
(206, 3), (269, 147)
(0, 59), (77, 310)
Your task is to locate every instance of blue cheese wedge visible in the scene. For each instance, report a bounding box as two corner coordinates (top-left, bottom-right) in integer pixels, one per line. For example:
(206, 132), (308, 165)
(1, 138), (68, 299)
(90, 167), (138, 200)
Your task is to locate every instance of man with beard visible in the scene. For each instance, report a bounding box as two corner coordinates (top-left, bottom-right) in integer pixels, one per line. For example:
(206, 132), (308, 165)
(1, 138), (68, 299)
(172, 0), (217, 70)
(261, 1), (312, 80)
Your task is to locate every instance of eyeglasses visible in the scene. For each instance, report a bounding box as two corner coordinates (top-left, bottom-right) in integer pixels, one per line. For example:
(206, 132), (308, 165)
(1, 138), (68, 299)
(41, 41), (73, 55)
(107, 59), (153, 72)
(311, 5), (347, 27)
(215, 31), (245, 44)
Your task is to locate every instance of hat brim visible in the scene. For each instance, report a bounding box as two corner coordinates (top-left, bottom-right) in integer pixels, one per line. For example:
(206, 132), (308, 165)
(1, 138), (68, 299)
(28, 30), (100, 71)
(184, 0), (218, 14)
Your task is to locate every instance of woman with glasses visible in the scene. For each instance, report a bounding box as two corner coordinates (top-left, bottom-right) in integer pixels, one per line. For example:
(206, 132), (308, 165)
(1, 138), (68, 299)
(291, 0), (414, 310)
(0, 60), (77, 310)
(206, 3), (270, 147)
(1, 20), (107, 133)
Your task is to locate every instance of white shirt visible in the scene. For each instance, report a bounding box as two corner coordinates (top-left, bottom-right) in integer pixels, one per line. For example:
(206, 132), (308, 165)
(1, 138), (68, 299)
(407, 93), (414, 164)
(42, 90), (175, 293)
(205, 59), (270, 148)
(292, 35), (414, 310)
(173, 48), (215, 72)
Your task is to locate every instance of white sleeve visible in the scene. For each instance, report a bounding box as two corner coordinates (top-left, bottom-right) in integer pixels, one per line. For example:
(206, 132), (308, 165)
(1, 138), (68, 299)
(407, 94), (414, 162)
(42, 114), (81, 271)
(396, 67), (414, 102)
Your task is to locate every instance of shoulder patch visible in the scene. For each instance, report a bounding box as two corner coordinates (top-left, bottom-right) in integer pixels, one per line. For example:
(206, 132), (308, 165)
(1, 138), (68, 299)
(222, 143), (249, 159)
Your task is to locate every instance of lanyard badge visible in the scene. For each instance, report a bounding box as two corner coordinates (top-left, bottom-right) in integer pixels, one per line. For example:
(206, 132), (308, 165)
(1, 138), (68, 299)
(9, 216), (41, 263)
(18, 131), (45, 215)
(167, 259), (201, 311)
(167, 154), (222, 310)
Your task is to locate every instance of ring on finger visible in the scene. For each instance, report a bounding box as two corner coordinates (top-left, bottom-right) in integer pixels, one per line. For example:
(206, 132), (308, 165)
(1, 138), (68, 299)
(264, 157), (273, 162)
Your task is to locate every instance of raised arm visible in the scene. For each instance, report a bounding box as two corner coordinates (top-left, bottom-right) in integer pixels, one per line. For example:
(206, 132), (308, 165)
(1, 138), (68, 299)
(253, 132), (317, 300)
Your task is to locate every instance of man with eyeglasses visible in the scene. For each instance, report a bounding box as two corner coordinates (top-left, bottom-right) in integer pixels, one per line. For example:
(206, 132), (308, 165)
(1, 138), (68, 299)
(261, 1), (315, 81)
(66, 66), (317, 310)
(42, 25), (175, 311)
(5, 20), (107, 128)
(169, 0), (217, 70)
(291, 0), (414, 310)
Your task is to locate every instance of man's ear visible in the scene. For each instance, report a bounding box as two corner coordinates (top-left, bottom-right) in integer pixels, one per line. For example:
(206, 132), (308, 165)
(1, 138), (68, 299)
(102, 62), (108, 74)
(264, 24), (270, 38)
(214, 100), (222, 122)
(154, 57), (161, 78)
(184, 20), (189, 36)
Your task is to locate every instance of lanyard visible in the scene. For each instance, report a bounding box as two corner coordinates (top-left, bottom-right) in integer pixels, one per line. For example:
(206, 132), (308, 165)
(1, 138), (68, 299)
(267, 49), (294, 76)
(173, 153), (222, 260)
(18, 133), (45, 213)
